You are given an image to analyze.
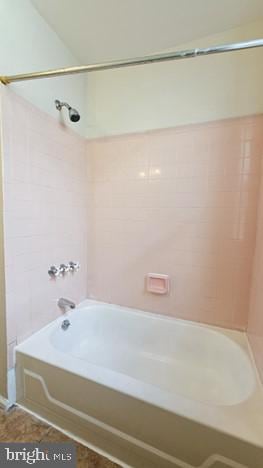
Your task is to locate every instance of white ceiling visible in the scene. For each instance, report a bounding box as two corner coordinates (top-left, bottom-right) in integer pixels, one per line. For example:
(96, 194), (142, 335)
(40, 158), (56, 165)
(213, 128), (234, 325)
(31, 0), (263, 63)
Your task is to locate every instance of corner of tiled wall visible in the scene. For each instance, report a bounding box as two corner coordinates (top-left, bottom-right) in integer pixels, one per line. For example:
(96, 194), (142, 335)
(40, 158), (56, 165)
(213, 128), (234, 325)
(247, 115), (263, 382)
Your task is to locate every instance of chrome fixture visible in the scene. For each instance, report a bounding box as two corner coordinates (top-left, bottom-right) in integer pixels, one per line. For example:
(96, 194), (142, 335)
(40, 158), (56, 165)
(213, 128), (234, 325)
(57, 297), (76, 313)
(1, 39), (263, 85)
(68, 261), (80, 272)
(48, 265), (59, 277)
(55, 99), (80, 122)
(61, 319), (71, 331)
(48, 262), (80, 277)
(59, 263), (69, 275)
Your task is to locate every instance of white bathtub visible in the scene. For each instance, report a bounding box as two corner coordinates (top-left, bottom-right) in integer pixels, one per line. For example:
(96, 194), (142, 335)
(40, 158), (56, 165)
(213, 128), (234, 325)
(16, 300), (263, 468)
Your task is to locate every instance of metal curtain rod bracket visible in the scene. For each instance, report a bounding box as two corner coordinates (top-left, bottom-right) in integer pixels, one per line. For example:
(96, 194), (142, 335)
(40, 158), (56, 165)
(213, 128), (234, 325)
(0, 38), (263, 85)
(0, 76), (10, 85)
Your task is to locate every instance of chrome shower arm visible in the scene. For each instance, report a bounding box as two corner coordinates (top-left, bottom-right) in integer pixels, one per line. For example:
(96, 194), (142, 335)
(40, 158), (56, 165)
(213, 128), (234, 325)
(55, 100), (71, 111)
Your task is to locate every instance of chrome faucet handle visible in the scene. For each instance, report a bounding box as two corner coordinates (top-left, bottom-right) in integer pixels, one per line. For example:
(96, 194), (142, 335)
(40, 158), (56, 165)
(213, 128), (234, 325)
(48, 265), (59, 277)
(59, 263), (69, 275)
(68, 261), (80, 272)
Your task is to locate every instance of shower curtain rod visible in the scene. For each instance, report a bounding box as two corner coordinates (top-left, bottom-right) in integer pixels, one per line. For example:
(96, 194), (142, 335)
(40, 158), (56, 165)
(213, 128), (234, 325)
(1, 38), (263, 85)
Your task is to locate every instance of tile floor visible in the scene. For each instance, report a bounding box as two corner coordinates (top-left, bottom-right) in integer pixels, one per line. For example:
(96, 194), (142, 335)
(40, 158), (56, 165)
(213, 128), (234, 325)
(0, 406), (121, 467)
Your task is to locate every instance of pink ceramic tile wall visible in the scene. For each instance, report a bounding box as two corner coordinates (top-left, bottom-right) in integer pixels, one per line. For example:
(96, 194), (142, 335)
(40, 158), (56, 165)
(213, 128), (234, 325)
(87, 115), (263, 330)
(248, 153), (263, 382)
(1, 88), (89, 362)
(2, 86), (263, 376)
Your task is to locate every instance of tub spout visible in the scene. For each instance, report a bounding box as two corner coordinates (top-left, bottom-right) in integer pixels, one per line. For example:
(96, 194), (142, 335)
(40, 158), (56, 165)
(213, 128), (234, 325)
(57, 297), (76, 313)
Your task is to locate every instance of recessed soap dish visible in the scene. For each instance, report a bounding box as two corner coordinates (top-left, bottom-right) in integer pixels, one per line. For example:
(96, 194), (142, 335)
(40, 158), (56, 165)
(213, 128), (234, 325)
(146, 273), (170, 295)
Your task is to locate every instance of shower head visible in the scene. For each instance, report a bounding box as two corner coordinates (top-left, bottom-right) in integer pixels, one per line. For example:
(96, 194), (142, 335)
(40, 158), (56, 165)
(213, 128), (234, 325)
(55, 99), (80, 123)
(68, 107), (80, 122)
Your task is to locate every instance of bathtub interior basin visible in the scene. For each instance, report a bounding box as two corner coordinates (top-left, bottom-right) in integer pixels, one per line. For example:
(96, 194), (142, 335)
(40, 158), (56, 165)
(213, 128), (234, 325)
(48, 303), (255, 406)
